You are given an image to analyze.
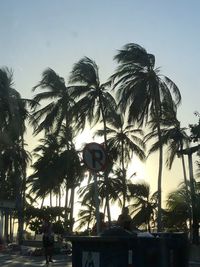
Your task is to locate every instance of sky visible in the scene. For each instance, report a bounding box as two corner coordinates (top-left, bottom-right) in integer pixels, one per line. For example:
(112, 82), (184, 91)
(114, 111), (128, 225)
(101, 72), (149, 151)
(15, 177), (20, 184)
(0, 0), (200, 215)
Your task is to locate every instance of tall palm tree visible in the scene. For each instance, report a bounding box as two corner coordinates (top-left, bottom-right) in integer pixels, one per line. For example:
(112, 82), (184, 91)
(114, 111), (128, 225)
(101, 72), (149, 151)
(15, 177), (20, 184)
(111, 43), (181, 230)
(96, 112), (146, 208)
(145, 98), (189, 181)
(146, 116), (193, 233)
(69, 57), (117, 223)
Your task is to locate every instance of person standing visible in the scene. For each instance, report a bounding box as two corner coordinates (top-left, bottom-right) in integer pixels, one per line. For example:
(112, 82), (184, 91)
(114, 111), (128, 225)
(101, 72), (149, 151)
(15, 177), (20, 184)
(42, 218), (55, 265)
(117, 207), (132, 231)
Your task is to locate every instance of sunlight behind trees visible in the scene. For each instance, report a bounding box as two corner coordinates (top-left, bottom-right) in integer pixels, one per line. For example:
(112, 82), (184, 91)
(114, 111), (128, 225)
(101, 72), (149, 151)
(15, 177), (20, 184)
(0, 40), (199, 244)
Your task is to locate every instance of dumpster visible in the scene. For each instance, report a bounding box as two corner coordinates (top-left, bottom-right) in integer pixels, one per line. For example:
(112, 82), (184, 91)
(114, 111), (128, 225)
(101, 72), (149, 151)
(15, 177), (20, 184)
(69, 228), (189, 267)
(69, 227), (138, 267)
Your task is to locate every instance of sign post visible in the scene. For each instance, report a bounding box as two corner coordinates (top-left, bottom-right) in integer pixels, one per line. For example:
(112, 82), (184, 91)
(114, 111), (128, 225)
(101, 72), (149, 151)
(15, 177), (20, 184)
(93, 171), (100, 234)
(83, 143), (107, 234)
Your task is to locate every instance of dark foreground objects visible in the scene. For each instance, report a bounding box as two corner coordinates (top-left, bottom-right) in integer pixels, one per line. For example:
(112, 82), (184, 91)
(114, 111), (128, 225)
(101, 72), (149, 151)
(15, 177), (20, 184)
(69, 228), (189, 267)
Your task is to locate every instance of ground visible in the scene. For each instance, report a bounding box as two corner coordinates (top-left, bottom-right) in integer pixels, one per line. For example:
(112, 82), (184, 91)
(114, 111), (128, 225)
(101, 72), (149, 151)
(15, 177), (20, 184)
(0, 253), (72, 267)
(0, 249), (200, 266)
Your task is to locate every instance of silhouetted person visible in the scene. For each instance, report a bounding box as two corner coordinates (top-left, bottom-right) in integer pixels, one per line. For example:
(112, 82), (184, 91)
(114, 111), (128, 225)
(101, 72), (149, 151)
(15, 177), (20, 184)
(117, 207), (132, 231)
(42, 217), (54, 265)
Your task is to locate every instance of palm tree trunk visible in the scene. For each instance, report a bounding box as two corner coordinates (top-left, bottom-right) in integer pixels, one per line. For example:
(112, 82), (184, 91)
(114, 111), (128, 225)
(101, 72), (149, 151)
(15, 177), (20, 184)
(10, 213), (13, 242)
(50, 191), (53, 207)
(153, 88), (163, 232)
(188, 153), (199, 244)
(121, 139), (126, 209)
(40, 197), (44, 208)
(65, 183), (69, 223)
(69, 188), (75, 232)
(179, 146), (200, 244)
(181, 154), (189, 189)
(17, 135), (27, 245)
(56, 194), (58, 206)
(4, 211), (8, 243)
(157, 121), (163, 232)
(59, 188), (61, 207)
(58, 188), (61, 221)
(99, 93), (111, 224)
(12, 218), (15, 242)
(181, 153), (192, 237)
(147, 219), (151, 232)
(16, 168), (24, 245)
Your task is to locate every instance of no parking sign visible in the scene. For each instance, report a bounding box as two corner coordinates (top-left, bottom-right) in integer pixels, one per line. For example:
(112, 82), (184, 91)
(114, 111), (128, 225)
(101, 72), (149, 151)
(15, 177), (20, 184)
(83, 142), (107, 172)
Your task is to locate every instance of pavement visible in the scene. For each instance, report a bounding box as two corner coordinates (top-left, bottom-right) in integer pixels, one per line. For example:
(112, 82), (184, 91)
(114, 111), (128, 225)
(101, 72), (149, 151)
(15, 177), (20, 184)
(0, 251), (200, 266)
(0, 253), (72, 267)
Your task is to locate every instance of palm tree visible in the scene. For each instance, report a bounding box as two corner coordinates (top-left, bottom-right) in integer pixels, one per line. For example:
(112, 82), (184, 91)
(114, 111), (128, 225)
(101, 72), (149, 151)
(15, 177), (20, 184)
(145, 113), (192, 228)
(28, 135), (63, 205)
(145, 98), (189, 183)
(111, 43), (181, 230)
(164, 184), (195, 231)
(96, 112), (146, 208)
(31, 68), (75, 137)
(78, 167), (138, 221)
(106, 168), (140, 211)
(76, 202), (96, 232)
(128, 182), (157, 231)
(31, 69), (81, 231)
(28, 131), (84, 231)
(69, 57), (117, 223)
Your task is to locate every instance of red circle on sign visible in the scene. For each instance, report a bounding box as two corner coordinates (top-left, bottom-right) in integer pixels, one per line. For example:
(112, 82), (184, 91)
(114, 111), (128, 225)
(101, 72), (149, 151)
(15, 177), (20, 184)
(83, 142), (107, 172)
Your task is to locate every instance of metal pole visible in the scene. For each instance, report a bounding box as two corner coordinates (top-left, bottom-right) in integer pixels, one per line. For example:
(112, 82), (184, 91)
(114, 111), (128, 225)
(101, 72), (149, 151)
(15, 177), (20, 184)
(93, 171), (100, 235)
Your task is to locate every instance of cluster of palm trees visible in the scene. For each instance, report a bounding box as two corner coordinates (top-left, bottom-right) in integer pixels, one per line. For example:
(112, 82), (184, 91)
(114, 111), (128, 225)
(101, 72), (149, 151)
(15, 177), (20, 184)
(0, 68), (31, 244)
(0, 43), (199, 244)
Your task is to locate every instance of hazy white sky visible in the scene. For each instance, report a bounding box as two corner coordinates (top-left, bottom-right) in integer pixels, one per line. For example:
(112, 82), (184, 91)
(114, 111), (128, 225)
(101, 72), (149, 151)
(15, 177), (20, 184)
(0, 0), (199, 207)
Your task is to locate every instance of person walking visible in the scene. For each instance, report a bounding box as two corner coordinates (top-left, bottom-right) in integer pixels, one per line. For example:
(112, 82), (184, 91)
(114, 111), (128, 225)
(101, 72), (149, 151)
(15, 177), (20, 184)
(42, 217), (55, 265)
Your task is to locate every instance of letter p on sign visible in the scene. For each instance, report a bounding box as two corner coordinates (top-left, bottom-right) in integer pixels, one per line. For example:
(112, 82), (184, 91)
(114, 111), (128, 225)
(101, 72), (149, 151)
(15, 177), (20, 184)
(83, 143), (107, 172)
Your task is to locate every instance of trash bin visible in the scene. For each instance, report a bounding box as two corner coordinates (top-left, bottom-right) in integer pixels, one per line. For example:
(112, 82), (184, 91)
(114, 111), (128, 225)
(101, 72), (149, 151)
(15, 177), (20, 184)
(69, 229), (189, 267)
(69, 227), (138, 267)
